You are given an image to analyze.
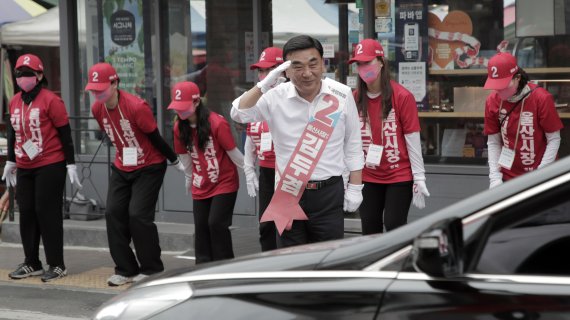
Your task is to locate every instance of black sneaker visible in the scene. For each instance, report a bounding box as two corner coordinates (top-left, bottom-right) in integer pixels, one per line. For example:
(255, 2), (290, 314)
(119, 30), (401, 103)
(9, 263), (44, 279)
(41, 266), (67, 282)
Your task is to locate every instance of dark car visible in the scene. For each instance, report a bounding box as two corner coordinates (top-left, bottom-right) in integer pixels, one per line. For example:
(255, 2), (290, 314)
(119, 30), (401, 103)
(93, 156), (570, 320)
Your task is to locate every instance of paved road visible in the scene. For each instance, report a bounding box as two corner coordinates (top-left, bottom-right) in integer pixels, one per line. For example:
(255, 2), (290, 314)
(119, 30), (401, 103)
(0, 226), (262, 319)
(0, 283), (113, 320)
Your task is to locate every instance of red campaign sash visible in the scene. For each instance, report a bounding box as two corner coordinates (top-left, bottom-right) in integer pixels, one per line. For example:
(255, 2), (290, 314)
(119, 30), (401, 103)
(261, 93), (344, 235)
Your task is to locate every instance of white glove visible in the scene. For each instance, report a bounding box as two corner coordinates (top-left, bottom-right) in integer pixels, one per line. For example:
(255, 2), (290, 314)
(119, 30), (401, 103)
(256, 61), (291, 94)
(412, 180), (430, 209)
(172, 158), (185, 172)
(66, 164), (83, 189)
(244, 166), (258, 197)
(344, 183), (364, 212)
(185, 174), (191, 196)
(487, 133), (503, 189)
(2, 161), (17, 188)
(490, 178), (503, 189)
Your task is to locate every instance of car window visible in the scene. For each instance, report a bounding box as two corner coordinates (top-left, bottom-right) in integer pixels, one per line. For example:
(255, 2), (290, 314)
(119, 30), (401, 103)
(474, 200), (570, 276)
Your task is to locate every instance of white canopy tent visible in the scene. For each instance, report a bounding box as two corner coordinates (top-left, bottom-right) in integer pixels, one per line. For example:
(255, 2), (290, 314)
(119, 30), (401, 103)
(273, 0), (340, 45)
(0, 7), (60, 47)
(0, 2), (348, 47)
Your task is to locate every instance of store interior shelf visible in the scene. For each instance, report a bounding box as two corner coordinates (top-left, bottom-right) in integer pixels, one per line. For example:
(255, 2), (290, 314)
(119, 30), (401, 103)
(429, 67), (570, 76)
(419, 111), (570, 119)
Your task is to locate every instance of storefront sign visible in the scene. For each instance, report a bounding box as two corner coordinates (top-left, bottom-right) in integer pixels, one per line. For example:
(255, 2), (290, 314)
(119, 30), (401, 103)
(395, 0), (428, 110)
(110, 10), (136, 46)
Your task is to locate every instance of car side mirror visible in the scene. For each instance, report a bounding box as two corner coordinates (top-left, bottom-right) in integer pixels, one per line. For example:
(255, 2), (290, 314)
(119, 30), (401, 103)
(412, 218), (464, 278)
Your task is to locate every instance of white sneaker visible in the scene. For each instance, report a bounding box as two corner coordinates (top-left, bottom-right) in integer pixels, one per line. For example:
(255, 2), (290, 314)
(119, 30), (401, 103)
(132, 274), (149, 282)
(107, 274), (134, 286)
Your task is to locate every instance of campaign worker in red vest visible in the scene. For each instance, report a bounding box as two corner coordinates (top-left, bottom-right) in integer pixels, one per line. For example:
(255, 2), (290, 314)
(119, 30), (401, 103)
(169, 81), (244, 264)
(85, 62), (183, 286)
(3, 54), (82, 282)
(483, 52), (562, 188)
(244, 47), (283, 251)
(348, 39), (430, 235)
(232, 35), (364, 248)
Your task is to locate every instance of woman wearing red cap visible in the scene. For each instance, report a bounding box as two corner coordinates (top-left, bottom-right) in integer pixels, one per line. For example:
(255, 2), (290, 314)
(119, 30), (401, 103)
(244, 47), (283, 251)
(2, 53), (82, 282)
(169, 81), (244, 264)
(484, 52), (563, 188)
(85, 62), (183, 286)
(348, 39), (429, 235)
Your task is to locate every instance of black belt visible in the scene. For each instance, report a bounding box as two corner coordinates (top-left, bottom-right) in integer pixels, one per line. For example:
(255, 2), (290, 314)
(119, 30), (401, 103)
(305, 176), (341, 190)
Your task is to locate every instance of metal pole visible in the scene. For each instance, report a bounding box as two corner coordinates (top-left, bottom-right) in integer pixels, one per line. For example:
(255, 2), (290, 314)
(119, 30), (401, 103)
(363, 0), (375, 39)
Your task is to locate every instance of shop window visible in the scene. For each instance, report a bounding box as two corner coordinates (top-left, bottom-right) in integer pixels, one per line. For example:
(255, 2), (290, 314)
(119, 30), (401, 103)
(421, 0), (570, 165)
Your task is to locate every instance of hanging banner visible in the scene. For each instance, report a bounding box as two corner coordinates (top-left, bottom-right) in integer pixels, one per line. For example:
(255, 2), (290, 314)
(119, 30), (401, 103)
(395, 0), (428, 111)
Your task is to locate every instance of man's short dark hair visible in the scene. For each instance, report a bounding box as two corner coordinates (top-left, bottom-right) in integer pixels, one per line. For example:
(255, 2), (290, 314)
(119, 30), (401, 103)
(283, 35), (323, 60)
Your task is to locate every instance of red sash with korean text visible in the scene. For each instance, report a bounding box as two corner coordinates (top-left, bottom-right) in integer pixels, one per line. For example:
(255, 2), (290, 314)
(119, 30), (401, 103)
(261, 93), (344, 235)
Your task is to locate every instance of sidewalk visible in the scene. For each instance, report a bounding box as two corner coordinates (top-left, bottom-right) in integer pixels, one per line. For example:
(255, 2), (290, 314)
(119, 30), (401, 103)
(0, 215), (262, 292)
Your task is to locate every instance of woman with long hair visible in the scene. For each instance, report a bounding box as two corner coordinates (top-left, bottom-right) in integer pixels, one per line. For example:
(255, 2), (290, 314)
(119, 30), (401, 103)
(169, 81), (244, 263)
(348, 39), (429, 235)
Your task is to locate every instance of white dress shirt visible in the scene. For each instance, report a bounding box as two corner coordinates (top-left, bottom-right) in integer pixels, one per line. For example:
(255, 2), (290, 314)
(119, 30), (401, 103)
(231, 77), (364, 181)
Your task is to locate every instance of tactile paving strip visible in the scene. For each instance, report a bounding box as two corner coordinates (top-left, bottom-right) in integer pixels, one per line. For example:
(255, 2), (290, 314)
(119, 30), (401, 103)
(0, 267), (129, 291)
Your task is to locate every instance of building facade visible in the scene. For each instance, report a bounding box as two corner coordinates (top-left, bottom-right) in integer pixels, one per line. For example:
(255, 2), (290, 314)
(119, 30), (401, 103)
(50, 0), (570, 229)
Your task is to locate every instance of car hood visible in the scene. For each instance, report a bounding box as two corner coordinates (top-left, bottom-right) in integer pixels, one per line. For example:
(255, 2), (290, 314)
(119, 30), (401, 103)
(135, 233), (396, 288)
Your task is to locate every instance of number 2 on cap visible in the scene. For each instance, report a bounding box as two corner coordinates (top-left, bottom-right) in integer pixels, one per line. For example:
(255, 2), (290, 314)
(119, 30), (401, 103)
(356, 44), (363, 55)
(491, 66), (498, 78)
(23, 56), (30, 65)
(92, 72), (99, 82)
(175, 89), (182, 100)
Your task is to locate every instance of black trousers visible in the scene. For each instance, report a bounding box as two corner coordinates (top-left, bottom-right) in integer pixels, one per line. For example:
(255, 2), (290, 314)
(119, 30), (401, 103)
(17, 161), (66, 268)
(106, 162), (166, 276)
(258, 166), (276, 251)
(193, 191), (237, 264)
(359, 180), (413, 235)
(277, 177), (344, 248)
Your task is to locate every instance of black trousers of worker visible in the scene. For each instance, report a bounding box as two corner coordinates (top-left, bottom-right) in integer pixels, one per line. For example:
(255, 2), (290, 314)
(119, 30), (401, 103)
(359, 181), (413, 235)
(193, 191), (237, 264)
(17, 161), (67, 268)
(106, 162), (166, 277)
(258, 166), (276, 251)
(277, 176), (344, 248)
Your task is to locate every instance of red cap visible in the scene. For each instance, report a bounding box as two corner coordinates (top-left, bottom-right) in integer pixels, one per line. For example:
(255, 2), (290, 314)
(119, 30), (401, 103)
(85, 63), (119, 91)
(16, 54), (44, 72)
(167, 82), (201, 113)
(250, 47), (284, 70)
(348, 39), (384, 64)
(484, 52), (519, 90)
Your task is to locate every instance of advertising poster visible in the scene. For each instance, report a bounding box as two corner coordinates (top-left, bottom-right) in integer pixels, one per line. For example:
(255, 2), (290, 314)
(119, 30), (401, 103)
(398, 62), (426, 103)
(395, 0), (428, 110)
(101, 0), (145, 97)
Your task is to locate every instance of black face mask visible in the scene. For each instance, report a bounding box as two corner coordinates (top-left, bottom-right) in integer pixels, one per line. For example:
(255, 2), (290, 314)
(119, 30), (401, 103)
(14, 70), (36, 78)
